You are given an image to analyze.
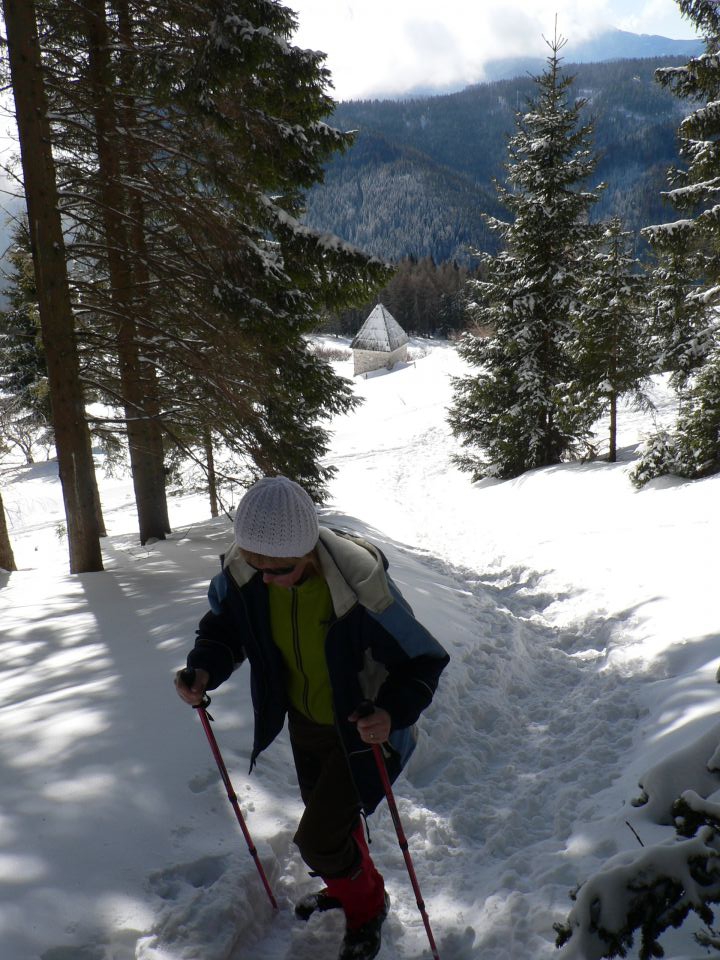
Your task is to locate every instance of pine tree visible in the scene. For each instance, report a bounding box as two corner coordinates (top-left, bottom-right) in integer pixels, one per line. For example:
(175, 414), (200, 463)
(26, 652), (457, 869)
(631, 1), (720, 485)
(644, 224), (714, 389)
(448, 34), (603, 480)
(572, 219), (652, 462)
(2, 0), (104, 573)
(16, 0), (388, 514)
(0, 223), (52, 463)
(76, 0), (171, 544)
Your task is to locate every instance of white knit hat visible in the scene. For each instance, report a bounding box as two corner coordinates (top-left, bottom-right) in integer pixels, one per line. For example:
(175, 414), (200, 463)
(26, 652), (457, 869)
(233, 476), (319, 558)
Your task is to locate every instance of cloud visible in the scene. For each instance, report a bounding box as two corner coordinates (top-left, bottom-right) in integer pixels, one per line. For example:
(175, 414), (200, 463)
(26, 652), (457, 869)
(289, 0), (697, 99)
(612, 0), (696, 37)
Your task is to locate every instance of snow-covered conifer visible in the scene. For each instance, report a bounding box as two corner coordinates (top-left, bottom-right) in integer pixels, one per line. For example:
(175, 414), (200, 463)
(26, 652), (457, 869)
(0, 224), (52, 462)
(644, 223), (714, 388)
(13, 0), (389, 516)
(632, 349), (720, 486)
(571, 219), (652, 462)
(1, 0), (104, 573)
(630, 0), (720, 485)
(448, 34), (603, 479)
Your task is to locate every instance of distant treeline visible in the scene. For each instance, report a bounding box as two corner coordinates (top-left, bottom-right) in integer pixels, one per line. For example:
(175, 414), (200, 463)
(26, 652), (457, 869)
(318, 256), (480, 338)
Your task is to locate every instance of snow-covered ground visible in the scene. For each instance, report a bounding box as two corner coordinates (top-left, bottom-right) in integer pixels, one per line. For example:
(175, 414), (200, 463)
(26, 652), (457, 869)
(2, 338), (719, 960)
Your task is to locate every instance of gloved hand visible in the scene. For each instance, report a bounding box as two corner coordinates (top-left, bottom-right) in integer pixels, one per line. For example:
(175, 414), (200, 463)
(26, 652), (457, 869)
(174, 667), (209, 706)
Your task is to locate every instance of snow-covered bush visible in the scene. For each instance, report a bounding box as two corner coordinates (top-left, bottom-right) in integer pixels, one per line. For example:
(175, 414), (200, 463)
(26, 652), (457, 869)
(306, 342), (352, 363)
(554, 826), (720, 959)
(630, 430), (680, 488)
(631, 349), (720, 487)
(555, 726), (720, 958)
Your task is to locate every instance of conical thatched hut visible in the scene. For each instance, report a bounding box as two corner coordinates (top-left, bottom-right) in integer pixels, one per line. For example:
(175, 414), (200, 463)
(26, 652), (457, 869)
(350, 303), (408, 376)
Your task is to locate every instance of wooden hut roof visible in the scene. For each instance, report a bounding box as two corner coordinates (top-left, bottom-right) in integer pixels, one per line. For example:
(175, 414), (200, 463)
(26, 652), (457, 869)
(350, 304), (408, 353)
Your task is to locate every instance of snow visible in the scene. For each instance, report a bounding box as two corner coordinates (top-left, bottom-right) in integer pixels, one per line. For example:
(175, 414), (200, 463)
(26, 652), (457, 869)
(3, 338), (720, 959)
(643, 218), (694, 238)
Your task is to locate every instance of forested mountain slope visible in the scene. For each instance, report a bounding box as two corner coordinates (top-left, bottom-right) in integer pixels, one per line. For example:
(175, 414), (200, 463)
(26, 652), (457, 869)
(304, 57), (689, 263)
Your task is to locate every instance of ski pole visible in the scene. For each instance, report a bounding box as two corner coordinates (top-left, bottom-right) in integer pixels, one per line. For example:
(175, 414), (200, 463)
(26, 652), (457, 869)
(181, 669), (278, 910)
(357, 701), (441, 960)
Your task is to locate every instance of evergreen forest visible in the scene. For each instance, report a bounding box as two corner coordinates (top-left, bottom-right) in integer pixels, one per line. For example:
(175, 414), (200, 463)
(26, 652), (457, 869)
(3, 0), (720, 577)
(0, 0), (389, 572)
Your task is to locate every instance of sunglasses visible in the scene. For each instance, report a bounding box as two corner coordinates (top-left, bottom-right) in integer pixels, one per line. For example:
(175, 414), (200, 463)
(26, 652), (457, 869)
(247, 560), (298, 577)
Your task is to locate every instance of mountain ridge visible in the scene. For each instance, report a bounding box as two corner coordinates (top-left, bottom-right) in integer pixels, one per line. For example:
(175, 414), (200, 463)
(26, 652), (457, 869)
(481, 27), (703, 84)
(303, 53), (693, 265)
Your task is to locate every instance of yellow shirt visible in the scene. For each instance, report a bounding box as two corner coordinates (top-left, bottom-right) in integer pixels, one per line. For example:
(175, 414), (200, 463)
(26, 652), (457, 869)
(267, 575), (335, 725)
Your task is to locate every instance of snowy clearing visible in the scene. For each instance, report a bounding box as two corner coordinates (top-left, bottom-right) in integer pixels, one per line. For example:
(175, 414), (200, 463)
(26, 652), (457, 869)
(1, 338), (719, 960)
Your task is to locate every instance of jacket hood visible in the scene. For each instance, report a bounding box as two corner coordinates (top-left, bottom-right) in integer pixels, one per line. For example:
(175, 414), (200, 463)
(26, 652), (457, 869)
(222, 526), (393, 619)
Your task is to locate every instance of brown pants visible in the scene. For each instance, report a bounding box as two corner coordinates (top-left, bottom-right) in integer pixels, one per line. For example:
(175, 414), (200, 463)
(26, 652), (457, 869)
(288, 710), (362, 878)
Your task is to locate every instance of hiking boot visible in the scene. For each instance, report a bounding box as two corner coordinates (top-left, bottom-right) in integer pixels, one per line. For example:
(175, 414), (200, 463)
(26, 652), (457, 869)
(338, 892), (390, 960)
(294, 889), (342, 922)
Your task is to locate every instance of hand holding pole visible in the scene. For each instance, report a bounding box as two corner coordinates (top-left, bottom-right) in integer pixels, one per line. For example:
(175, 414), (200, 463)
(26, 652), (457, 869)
(355, 700), (440, 960)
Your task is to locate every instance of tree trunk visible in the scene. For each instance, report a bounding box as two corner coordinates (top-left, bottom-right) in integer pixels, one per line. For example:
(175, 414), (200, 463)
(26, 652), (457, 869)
(0, 489), (17, 572)
(609, 334), (618, 464)
(90, 465), (108, 538)
(83, 0), (170, 545)
(113, 0), (171, 533)
(2, 0), (103, 573)
(115, 0), (171, 539)
(609, 391), (618, 463)
(204, 429), (219, 518)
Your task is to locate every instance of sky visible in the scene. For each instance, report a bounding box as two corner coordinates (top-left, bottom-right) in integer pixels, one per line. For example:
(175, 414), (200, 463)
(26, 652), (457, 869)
(288, 0), (700, 100)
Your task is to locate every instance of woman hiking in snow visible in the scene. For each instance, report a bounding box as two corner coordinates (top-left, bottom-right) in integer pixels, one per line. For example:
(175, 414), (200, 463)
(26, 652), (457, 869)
(175, 475), (448, 960)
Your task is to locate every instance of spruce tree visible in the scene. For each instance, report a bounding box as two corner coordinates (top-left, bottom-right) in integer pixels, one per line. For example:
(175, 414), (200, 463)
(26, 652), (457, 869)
(0, 224), (52, 462)
(632, 0), (720, 485)
(2, 0), (104, 573)
(17, 0), (388, 513)
(76, 0), (171, 544)
(448, 34), (603, 480)
(572, 219), (652, 462)
(644, 224), (713, 389)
